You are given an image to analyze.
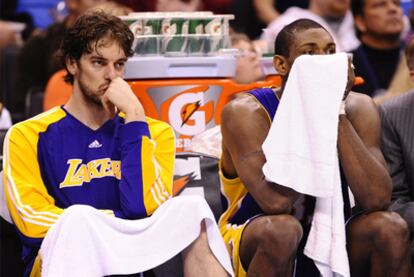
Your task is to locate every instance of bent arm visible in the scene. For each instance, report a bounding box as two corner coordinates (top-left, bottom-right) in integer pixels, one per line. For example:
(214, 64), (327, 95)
(338, 93), (391, 212)
(116, 120), (175, 219)
(221, 97), (299, 215)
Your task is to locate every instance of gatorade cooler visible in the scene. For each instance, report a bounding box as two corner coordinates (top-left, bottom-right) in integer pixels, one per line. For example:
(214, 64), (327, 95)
(122, 12), (281, 152)
(125, 56), (281, 152)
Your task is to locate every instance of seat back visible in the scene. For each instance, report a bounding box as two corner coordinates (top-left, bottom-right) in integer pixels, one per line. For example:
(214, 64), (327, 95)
(0, 156), (24, 276)
(0, 46), (20, 114)
(25, 87), (45, 118)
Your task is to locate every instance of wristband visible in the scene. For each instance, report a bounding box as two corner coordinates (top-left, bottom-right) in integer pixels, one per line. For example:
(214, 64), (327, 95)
(339, 100), (346, 115)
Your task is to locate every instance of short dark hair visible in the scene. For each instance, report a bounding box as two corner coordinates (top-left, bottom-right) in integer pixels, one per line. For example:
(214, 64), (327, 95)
(60, 11), (134, 84)
(274, 19), (327, 57)
(351, 0), (366, 39)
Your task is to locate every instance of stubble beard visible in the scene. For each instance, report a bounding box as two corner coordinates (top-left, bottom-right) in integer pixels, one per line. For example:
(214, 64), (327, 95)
(78, 77), (105, 109)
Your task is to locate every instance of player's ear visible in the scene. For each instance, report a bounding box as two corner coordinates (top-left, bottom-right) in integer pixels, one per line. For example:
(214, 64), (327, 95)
(354, 15), (367, 34)
(66, 56), (78, 76)
(273, 54), (289, 76)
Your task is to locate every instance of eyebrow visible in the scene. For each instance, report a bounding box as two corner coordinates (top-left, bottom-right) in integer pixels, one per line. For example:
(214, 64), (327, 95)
(90, 55), (106, 60)
(298, 42), (336, 48)
(89, 56), (127, 63)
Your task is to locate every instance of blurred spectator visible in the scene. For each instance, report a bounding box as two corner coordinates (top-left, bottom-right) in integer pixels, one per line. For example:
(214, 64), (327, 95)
(114, 0), (154, 11)
(89, 1), (132, 15)
(190, 32), (265, 157)
(374, 48), (414, 105)
(202, 0), (233, 14)
(0, 0), (34, 40)
(115, 0), (232, 14)
(231, 33), (265, 84)
(13, 0), (131, 119)
(260, 0), (359, 53)
(156, 0), (201, 12)
(350, 0), (405, 98)
(231, 0), (308, 40)
(0, 21), (22, 49)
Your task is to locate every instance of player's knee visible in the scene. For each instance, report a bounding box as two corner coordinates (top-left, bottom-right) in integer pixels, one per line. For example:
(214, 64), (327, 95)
(258, 215), (302, 256)
(371, 212), (410, 258)
(64, 204), (94, 220)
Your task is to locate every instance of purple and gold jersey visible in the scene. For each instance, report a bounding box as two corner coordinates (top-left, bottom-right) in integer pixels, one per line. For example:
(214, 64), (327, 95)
(219, 88), (279, 228)
(3, 106), (175, 276)
(218, 88), (352, 276)
(218, 88), (279, 276)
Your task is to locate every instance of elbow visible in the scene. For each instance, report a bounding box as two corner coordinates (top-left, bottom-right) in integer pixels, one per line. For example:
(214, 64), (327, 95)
(361, 184), (391, 212)
(360, 196), (390, 212)
(359, 175), (392, 212)
(260, 198), (293, 215)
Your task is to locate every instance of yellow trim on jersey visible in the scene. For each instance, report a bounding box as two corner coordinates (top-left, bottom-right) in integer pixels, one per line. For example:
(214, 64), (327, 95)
(4, 107), (66, 238)
(245, 92), (274, 124)
(218, 159), (249, 277)
(3, 109), (175, 240)
(142, 117), (175, 215)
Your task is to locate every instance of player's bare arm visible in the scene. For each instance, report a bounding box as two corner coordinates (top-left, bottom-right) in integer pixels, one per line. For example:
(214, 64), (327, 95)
(221, 94), (300, 215)
(338, 92), (392, 211)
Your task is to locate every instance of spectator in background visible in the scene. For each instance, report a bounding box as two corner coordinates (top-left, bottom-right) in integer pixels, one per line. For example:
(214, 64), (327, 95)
(232, 33), (265, 84)
(156, 0), (201, 12)
(231, 0), (308, 40)
(115, 0), (232, 14)
(260, 0), (359, 53)
(379, 34), (414, 267)
(350, 0), (405, 98)
(0, 0), (34, 41)
(190, 33), (265, 158)
(374, 34), (414, 105)
(13, 0), (130, 121)
(0, 21), (21, 49)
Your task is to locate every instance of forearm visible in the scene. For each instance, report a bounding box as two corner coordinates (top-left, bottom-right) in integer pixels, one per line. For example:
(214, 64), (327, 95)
(238, 165), (299, 215)
(124, 105), (146, 123)
(117, 121), (174, 219)
(337, 115), (391, 211)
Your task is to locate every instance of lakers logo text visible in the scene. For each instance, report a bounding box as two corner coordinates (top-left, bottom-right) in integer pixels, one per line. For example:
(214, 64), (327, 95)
(59, 159), (121, 188)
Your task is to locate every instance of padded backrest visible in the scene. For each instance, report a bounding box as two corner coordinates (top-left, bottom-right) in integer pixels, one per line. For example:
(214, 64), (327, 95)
(0, 46), (20, 112)
(173, 152), (222, 222)
(25, 86), (45, 118)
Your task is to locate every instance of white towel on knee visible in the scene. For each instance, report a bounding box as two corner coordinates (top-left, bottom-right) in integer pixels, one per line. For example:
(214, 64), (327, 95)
(262, 53), (350, 277)
(39, 195), (233, 277)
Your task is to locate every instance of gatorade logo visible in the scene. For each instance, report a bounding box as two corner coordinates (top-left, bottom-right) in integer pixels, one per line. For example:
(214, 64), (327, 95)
(146, 85), (222, 151)
(181, 101), (201, 127)
(169, 91), (208, 136)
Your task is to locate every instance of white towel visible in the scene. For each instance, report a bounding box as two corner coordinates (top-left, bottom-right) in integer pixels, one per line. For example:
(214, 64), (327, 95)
(262, 53), (350, 277)
(39, 195), (234, 277)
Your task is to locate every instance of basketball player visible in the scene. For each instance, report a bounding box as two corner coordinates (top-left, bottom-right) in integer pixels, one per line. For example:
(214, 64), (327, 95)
(3, 11), (231, 277)
(219, 18), (412, 277)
